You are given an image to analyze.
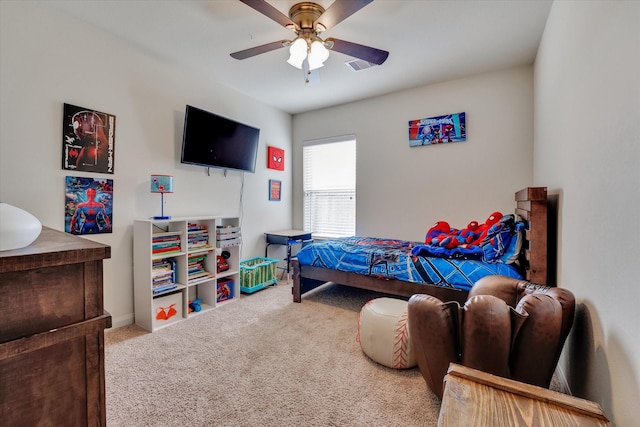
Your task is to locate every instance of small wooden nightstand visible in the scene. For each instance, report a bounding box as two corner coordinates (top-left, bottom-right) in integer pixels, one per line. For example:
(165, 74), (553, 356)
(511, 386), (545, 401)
(438, 364), (611, 427)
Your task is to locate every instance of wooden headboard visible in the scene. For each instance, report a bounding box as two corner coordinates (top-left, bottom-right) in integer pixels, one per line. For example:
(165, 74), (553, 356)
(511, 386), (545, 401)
(515, 187), (548, 285)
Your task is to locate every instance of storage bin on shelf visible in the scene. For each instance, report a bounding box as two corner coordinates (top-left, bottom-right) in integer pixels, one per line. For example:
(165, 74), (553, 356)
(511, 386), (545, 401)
(240, 257), (278, 293)
(217, 278), (235, 302)
(152, 291), (183, 329)
(216, 226), (242, 248)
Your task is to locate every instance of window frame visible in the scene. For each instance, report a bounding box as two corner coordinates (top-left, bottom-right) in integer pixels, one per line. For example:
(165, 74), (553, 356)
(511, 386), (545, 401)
(302, 134), (356, 239)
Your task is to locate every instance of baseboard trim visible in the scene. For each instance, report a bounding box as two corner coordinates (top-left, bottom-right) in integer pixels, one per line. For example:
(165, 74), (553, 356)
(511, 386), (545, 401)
(108, 313), (135, 330)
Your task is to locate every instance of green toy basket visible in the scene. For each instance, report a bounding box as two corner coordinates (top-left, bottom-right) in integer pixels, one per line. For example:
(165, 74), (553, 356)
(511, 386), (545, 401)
(239, 257), (279, 293)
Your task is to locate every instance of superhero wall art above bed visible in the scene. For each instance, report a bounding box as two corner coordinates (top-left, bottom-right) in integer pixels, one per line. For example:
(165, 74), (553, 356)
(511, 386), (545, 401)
(408, 112), (466, 147)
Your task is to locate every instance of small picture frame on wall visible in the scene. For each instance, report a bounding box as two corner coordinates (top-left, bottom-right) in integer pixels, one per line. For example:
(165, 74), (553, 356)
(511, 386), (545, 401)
(269, 179), (281, 201)
(267, 146), (284, 171)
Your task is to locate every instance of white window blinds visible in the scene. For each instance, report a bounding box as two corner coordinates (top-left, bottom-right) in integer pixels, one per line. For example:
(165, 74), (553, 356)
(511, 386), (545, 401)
(303, 136), (356, 238)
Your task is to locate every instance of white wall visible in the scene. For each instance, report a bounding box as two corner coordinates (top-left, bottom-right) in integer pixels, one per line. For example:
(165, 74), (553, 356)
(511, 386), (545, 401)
(534, 1), (640, 425)
(293, 66), (534, 241)
(0, 1), (293, 327)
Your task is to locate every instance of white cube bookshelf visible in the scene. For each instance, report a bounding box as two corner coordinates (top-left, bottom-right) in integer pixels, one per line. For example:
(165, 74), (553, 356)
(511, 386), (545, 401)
(134, 216), (240, 332)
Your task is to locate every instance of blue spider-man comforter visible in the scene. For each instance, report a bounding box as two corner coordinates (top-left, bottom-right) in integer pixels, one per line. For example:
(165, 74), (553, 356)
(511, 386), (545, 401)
(296, 236), (522, 292)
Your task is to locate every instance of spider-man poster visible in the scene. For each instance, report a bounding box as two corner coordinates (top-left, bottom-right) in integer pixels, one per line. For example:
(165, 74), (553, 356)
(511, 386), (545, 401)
(62, 103), (116, 174)
(408, 112), (466, 147)
(65, 176), (113, 235)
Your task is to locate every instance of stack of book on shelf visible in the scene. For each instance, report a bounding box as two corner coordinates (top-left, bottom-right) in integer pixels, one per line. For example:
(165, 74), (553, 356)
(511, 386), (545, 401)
(152, 232), (181, 256)
(188, 254), (214, 284)
(152, 259), (177, 295)
(188, 223), (212, 251)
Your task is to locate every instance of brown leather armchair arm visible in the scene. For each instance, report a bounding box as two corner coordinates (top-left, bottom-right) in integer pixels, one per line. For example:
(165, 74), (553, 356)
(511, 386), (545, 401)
(408, 275), (575, 399)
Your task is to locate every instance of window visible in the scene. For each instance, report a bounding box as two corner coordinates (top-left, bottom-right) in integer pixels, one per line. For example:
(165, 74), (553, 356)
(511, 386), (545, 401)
(303, 135), (356, 238)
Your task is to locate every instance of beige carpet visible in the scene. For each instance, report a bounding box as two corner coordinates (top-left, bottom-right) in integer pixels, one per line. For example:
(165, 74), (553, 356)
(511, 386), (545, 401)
(105, 281), (442, 426)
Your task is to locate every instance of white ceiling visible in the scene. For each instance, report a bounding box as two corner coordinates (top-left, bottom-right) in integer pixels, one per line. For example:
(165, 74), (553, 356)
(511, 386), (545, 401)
(45, 0), (553, 115)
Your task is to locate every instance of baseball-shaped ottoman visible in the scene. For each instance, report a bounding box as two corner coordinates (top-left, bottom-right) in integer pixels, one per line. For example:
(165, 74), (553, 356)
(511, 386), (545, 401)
(357, 297), (416, 369)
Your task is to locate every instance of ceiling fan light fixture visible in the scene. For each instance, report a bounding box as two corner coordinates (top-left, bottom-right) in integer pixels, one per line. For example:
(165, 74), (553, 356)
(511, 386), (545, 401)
(308, 39), (330, 71)
(287, 37), (307, 69)
(231, 0), (390, 80)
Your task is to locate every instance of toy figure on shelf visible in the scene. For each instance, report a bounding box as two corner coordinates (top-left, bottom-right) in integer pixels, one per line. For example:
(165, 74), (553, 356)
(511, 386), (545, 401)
(217, 250), (230, 273)
(188, 299), (202, 313)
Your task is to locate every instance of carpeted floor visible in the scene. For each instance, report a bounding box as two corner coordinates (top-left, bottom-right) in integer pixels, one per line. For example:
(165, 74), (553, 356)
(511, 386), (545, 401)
(105, 281), (442, 426)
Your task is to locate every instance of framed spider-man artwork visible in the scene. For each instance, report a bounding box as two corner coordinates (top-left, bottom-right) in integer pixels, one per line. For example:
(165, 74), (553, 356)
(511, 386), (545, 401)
(62, 103), (116, 174)
(267, 146), (284, 171)
(65, 176), (113, 235)
(408, 112), (466, 147)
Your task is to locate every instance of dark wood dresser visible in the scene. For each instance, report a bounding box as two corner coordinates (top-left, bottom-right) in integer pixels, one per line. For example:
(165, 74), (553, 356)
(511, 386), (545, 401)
(0, 226), (111, 426)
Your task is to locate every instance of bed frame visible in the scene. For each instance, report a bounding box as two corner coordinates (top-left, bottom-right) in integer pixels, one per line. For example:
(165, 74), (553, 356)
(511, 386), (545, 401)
(292, 187), (548, 304)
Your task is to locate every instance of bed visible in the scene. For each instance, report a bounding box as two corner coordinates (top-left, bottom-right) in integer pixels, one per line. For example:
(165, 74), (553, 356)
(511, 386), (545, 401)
(292, 187), (548, 304)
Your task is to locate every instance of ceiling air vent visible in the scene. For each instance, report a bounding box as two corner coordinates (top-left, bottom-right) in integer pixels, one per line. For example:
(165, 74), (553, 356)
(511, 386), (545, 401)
(345, 59), (377, 72)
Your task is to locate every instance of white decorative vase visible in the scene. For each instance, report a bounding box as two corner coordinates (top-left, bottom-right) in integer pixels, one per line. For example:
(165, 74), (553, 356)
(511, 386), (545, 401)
(0, 202), (42, 251)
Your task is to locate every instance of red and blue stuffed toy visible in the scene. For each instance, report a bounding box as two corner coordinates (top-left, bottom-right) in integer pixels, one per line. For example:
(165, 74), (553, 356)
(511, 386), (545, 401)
(424, 212), (503, 249)
(415, 212), (522, 262)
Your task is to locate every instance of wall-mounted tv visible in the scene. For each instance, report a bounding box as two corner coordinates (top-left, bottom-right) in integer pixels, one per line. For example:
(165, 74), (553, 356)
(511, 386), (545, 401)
(181, 105), (260, 173)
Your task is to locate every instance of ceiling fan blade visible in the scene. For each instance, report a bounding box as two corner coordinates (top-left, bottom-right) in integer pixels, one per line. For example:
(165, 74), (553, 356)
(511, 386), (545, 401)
(325, 38), (389, 65)
(230, 40), (288, 60)
(238, 0), (298, 30)
(316, 0), (373, 31)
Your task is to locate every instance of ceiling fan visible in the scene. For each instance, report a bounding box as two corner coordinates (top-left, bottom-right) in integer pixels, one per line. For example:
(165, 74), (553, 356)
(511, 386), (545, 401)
(230, 0), (389, 73)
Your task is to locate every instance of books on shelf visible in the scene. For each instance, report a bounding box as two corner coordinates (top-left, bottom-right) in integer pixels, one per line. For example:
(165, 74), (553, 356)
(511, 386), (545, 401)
(152, 283), (178, 295)
(187, 253), (214, 284)
(152, 232), (181, 255)
(152, 259), (177, 294)
(188, 223), (212, 251)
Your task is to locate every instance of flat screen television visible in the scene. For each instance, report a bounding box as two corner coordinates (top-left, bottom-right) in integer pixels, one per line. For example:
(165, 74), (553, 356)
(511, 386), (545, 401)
(180, 105), (260, 173)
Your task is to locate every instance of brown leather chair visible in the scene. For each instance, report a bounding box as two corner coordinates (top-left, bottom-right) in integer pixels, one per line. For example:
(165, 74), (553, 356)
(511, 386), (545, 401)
(407, 275), (575, 399)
